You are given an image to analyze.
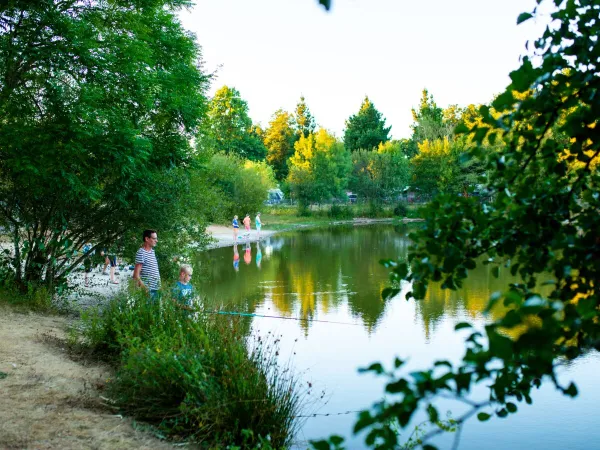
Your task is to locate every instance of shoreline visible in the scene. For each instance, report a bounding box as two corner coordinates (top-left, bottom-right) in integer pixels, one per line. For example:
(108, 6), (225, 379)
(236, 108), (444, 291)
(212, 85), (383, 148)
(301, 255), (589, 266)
(206, 217), (423, 249)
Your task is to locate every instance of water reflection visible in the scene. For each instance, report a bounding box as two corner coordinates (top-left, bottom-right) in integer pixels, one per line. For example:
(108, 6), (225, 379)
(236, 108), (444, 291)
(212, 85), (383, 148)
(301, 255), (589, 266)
(197, 225), (506, 336)
(256, 242), (262, 268)
(194, 225), (600, 450)
(232, 243), (239, 272)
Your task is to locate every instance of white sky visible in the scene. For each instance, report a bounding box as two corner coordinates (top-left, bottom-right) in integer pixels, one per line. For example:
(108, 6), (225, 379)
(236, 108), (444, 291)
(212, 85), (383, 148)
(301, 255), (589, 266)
(179, 0), (549, 139)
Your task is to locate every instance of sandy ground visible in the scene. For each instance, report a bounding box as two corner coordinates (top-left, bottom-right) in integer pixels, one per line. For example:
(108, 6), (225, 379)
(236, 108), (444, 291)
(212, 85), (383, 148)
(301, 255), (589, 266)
(0, 308), (176, 450)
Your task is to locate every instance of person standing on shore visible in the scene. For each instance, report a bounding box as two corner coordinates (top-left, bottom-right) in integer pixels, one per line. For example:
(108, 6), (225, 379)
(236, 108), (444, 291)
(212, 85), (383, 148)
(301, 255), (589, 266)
(242, 214), (251, 239)
(255, 212), (262, 239)
(232, 215), (239, 241)
(82, 243), (93, 287)
(133, 229), (160, 297)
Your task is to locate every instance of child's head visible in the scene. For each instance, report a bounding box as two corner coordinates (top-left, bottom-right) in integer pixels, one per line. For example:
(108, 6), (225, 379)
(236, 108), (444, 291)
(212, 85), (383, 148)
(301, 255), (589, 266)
(179, 264), (193, 283)
(256, 212), (260, 216)
(234, 215), (238, 219)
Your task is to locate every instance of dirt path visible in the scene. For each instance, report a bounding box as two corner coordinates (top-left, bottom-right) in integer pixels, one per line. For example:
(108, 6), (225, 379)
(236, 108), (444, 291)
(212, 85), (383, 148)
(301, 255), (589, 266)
(0, 308), (175, 450)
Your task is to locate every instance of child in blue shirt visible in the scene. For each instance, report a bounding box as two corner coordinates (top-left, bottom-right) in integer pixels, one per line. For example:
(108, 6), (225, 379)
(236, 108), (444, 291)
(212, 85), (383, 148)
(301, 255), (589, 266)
(232, 215), (239, 241)
(173, 264), (194, 310)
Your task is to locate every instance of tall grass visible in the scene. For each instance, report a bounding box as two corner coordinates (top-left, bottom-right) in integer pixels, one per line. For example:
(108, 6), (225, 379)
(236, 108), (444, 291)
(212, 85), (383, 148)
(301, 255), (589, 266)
(77, 291), (306, 448)
(0, 281), (58, 312)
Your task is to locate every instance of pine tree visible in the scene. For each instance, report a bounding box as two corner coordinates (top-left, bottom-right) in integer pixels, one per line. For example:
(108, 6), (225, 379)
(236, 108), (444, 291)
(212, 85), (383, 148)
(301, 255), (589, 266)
(343, 96), (391, 152)
(294, 95), (316, 138)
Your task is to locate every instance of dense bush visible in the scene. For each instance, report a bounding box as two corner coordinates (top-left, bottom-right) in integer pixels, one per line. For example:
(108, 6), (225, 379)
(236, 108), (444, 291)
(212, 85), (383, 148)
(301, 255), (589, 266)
(78, 291), (304, 447)
(0, 282), (56, 312)
(327, 204), (354, 219)
(202, 153), (277, 222)
(393, 202), (409, 217)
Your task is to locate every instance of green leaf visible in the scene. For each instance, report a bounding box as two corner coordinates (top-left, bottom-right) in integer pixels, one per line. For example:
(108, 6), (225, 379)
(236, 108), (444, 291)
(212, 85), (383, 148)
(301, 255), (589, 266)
(381, 287), (400, 300)
(565, 383), (578, 397)
(454, 123), (469, 135)
(477, 412), (491, 421)
(455, 322), (473, 330)
(517, 12), (534, 24)
(358, 363), (384, 374)
(506, 402), (517, 413)
(310, 440), (333, 450)
(318, 0), (332, 10)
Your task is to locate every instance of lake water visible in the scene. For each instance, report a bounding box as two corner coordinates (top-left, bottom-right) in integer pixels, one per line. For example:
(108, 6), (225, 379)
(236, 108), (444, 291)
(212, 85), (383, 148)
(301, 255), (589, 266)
(195, 225), (600, 449)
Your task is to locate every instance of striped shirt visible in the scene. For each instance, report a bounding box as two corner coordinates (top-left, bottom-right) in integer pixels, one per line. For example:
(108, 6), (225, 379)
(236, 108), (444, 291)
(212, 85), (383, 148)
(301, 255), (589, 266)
(135, 247), (160, 290)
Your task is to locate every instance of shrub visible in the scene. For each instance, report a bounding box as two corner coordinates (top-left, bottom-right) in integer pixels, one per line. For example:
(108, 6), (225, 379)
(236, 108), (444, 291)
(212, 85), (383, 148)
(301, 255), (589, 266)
(78, 291), (304, 447)
(393, 202), (409, 217)
(0, 281), (58, 312)
(327, 204), (354, 219)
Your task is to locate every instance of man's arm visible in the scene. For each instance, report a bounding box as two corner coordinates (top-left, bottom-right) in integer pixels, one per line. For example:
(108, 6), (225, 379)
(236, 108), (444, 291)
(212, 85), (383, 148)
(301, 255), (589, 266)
(133, 263), (146, 289)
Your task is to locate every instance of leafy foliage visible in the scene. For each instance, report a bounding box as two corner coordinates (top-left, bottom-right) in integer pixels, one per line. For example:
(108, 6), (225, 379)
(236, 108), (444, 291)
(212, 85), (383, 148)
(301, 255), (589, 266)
(202, 153), (276, 221)
(348, 143), (410, 203)
(203, 85), (267, 160)
(0, 0), (210, 289)
(295, 95), (317, 139)
(288, 129), (351, 206)
(264, 109), (297, 180)
(344, 96), (391, 152)
(77, 291), (305, 447)
(335, 0), (600, 448)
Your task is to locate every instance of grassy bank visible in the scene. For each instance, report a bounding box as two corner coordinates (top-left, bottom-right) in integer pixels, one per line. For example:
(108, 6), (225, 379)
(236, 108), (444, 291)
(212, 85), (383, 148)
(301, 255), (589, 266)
(73, 290), (305, 448)
(261, 202), (422, 231)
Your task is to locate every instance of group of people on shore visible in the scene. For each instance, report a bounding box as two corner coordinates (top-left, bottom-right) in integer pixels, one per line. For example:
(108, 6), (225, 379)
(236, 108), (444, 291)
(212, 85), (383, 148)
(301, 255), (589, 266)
(132, 229), (194, 309)
(81, 229), (194, 311)
(232, 213), (262, 241)
(82, 215), (267, 309)
(81, 244), (122, 287)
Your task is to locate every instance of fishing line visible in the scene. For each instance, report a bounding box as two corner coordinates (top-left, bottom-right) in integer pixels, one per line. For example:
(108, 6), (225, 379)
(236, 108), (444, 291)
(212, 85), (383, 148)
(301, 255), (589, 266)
(199, 310), (361, 326)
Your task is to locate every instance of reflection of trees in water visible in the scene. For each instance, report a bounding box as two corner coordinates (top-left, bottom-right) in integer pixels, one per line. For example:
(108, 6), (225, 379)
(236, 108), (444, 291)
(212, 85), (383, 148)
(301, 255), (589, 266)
(195, 226), (410, 333)
(196, 226), (536, 339)
(415, 264), (534, 339)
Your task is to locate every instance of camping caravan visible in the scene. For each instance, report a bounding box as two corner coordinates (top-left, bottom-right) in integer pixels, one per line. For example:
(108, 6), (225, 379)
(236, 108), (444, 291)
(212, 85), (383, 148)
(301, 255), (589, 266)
(266, 188), (284, 205)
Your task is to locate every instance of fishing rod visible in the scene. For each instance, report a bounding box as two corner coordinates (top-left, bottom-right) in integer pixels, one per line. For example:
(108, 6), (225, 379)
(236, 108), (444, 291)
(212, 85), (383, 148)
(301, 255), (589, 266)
(199, 309), (361, 326)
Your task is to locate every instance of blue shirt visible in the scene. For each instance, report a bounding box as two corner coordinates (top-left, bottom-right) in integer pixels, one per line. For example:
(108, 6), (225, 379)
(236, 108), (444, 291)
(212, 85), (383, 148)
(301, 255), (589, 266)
(232, 218), (239, 228)
(173, 281), (194, 306)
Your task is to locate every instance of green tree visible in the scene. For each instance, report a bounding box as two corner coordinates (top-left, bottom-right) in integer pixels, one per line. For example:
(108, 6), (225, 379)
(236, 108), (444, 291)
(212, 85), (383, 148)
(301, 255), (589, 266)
(410, 138), (458, 195)
(0, 0), (210, 289)
(410, 89), (448, 143)
(349, 143), (410, 202)
(202, 154), (276, 221)
(288, 129), (351, 205)
(264, 109), (296, 180)
(294, 95), (316, 138)
(314, 1), (600, 448)
(344, 96), (391, 152)
(204, 86), (266, 160)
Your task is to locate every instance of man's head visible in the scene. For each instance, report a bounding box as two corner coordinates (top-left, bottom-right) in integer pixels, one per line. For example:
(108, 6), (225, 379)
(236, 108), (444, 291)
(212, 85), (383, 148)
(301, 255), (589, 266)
(179, 264), (193, 283)
(142, 229), (158, 247)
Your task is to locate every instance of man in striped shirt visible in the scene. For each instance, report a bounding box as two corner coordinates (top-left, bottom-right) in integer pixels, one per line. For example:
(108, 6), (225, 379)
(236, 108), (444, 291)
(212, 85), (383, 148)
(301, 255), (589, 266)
(133, 229), (160, 296)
